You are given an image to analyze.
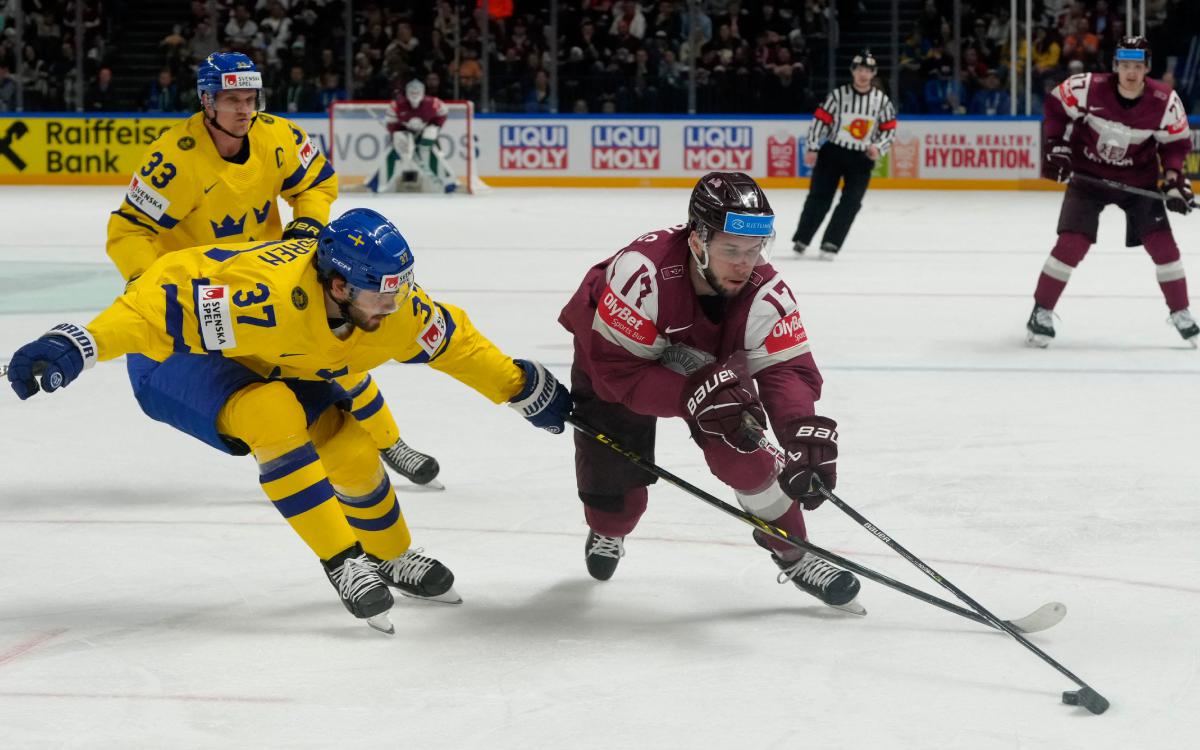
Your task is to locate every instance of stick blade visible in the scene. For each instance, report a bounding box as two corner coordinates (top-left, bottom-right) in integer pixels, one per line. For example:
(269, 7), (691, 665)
(1007, 602), (1067, 634)
(1062, 686), (1110, 715)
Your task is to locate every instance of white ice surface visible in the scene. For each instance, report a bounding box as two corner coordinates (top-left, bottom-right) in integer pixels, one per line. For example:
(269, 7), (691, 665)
(1, 186), (1198, 749)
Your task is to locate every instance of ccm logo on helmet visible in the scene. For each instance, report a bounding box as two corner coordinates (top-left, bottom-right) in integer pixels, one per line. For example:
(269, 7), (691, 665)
(685, 368), (736, 414)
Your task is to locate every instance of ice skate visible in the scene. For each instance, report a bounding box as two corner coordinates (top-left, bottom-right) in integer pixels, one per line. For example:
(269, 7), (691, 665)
(372, 548), (461, 604)
(818, 242), (839, 261)
(792, 240), (808, 255)
(1169, 309), (1199, 347)
(323, 544), (396, 634)
(773, 551), (865, 615)
(585, 530), (625, 581)
(381, 438), (444, 489)
(1026, 303), (1056, 348)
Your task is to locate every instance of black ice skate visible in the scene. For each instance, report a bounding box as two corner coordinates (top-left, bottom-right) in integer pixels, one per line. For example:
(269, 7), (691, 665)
(792, 240), (808, 255)
(1026, 303), (1056, 348)
(585, 530), (625, 581)
(1169, 309), (1199, 348)
(818, 241), (839, 261)
(323, 543), (396, 634)
(372, 548), (461, 604)
(380, 438), (444, 489)
(773, 551), (865, 615)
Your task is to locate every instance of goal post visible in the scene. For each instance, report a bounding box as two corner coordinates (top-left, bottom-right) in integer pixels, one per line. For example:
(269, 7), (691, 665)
(328, 99), (481, 194)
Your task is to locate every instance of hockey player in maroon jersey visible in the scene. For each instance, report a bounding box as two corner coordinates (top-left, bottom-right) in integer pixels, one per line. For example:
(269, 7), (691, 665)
(367, 79), (458, 193)
(558, 172), (863, 614)
(1028, 36), (1198, 347)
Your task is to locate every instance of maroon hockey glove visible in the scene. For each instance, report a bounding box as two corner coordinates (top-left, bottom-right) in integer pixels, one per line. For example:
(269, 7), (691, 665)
(777, 416), (838, 510)
(681, 364), (766, 453)
(1043, 141), (1072, 183)
(1163, 173), (1194, 215)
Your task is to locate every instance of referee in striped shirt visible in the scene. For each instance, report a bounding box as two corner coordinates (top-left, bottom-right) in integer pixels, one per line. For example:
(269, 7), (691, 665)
(792, 50), (897, 259)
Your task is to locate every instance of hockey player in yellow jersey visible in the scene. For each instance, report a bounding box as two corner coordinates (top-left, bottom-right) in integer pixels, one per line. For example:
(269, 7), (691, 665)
(106, 51), (443, 489)
(8, 208), (573, 633)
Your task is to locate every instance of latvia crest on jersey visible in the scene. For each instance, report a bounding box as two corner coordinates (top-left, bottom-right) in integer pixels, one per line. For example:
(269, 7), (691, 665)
(1092, 118), (1135, 164)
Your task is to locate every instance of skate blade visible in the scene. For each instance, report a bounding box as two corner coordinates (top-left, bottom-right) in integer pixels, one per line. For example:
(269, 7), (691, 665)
(366, 613), (395, 635)
(400, 585), (462, 605)
(828, 598), (867, 616)
(395, 478), (446, 492)
(1026, 331), (1052, 348)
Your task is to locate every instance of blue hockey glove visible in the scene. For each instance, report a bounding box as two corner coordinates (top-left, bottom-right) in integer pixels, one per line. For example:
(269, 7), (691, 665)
(509, 359), (572, 434)
(282, 217), (324, 240)
(7, 323), (97, 400)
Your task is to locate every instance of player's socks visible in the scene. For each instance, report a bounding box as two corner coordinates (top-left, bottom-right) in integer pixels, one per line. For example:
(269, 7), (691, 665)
(258, 443), (358, 559)
(335, 474), (412, 559)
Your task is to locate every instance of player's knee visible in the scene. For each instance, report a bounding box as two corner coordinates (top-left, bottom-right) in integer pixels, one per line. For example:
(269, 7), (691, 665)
(220, 381), (308, 450)
(701, 441), (776, 492)
(1142, 229), (1181, 264)
(1052, 232), (1092, 266)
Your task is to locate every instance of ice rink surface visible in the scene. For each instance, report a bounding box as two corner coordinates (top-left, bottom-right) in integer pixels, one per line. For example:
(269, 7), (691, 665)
(1, 185), (1198, 749)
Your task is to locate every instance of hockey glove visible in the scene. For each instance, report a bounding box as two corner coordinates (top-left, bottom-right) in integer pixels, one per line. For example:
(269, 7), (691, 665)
(1042, 141), (1072, 183)
(7, 323), (97, 400)
(510, 359), (572, 434)
(1163, 173), (1194, 215)
(777, 416), (838, 510)
(681, 364), (766, 454)
(282, 217), (324, 241)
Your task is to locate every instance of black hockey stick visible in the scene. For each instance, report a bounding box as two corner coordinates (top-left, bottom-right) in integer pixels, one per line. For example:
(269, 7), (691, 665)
(1071, 172), (1198, 209)
(747, 424), (1109, 715)
(566, 414), (1064, 635)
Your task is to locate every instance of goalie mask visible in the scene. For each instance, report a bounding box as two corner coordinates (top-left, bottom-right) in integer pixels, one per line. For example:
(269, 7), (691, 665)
(405, 79), (426, 109)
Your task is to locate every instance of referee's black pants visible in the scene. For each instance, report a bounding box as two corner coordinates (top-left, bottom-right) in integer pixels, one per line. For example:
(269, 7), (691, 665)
(792, 142), (875, 253)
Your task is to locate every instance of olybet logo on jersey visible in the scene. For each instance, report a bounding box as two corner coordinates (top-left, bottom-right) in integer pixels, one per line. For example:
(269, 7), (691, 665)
(765, 310), (807, 354)
(592, 125), (660, 170)
(684, 126), (752, 170)
(499, 125), (568, 169)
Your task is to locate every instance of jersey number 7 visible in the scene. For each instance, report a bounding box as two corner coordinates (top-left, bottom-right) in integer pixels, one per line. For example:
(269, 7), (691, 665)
(233, 283), (277, 327)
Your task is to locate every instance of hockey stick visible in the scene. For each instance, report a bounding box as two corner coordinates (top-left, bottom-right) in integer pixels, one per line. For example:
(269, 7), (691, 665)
(566, 414), (1064, 635)
(746, 423), (1108, 715)
(1071, 172), (1198, 209)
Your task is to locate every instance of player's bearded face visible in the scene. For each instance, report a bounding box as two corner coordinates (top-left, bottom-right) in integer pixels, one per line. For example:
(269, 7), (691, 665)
(341, 287), (402, 332)
(211, 90), (259, 136)
(692, 231), (765, 297)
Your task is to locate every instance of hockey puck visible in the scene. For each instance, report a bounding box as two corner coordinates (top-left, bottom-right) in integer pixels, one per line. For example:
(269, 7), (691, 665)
(1061, 687), (1110, 715)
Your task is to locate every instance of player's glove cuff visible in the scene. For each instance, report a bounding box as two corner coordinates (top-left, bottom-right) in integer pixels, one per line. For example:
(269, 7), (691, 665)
(282, 217), (324, 240)
(46, 323), (98, 371)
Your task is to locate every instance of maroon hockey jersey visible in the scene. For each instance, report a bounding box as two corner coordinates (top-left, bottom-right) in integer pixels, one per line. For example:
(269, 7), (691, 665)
(385, 95), (449, 133)
(1046, 72), (1189, 189)
(558, 225), (823, 434)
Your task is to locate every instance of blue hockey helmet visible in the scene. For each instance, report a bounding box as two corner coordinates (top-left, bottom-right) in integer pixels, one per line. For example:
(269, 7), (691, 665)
(316, 208), (416, 297)
(196, 52), (263, 111)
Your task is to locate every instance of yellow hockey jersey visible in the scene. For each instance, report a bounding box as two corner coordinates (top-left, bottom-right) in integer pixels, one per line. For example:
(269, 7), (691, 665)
(87, 238), (526, 405)
(106, 112), (338, 282)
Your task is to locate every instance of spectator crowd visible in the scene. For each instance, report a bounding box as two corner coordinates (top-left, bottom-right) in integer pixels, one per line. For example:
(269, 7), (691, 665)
(2, 1), (1198, 116)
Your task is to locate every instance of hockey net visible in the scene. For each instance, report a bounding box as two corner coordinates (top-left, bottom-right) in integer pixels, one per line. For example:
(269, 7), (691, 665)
(328, 99), (483, 194)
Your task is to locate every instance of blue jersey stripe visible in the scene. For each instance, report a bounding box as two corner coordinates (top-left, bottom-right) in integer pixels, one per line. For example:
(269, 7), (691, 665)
(351, 391), (386, 421)
(162, 284), (188, 352)
(111, 209), (160, 234)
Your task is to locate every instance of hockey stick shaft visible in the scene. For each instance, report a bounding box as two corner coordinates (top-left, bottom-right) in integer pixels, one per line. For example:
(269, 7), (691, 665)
(566, 414), (1029, 631)
(1071, 172), (1198, 208)
(748, 427), (1100, 694)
